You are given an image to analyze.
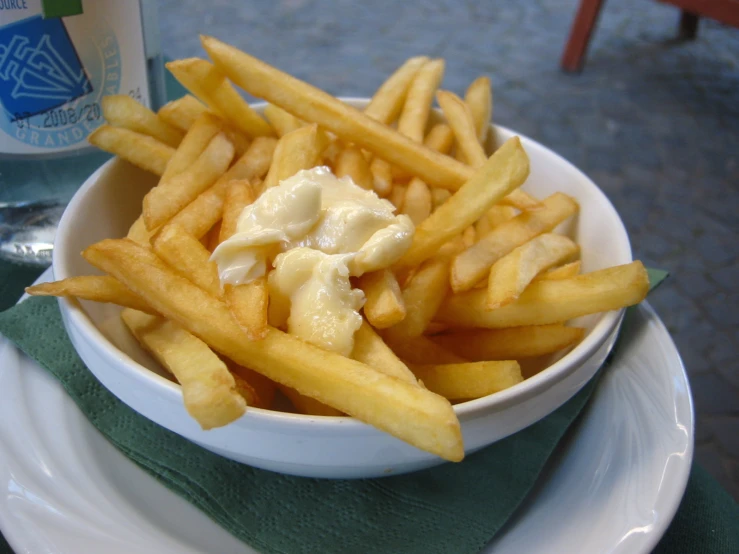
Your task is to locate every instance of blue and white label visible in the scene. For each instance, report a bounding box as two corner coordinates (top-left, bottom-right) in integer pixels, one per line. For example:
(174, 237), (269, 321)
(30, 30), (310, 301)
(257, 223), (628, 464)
(0, 0), (148, 155)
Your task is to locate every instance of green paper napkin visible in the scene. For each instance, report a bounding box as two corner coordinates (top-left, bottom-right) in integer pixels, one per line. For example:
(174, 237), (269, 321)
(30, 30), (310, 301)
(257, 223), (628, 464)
(0, 274), (669, 553)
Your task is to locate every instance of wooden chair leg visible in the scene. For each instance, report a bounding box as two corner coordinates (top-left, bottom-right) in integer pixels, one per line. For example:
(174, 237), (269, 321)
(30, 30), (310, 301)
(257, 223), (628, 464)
(679, 10), (699, 40)
(561, 0), (607, 73)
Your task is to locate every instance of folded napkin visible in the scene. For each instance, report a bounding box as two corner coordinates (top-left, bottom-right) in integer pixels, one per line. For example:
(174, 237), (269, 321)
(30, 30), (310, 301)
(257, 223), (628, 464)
(0, 270), (678, 554)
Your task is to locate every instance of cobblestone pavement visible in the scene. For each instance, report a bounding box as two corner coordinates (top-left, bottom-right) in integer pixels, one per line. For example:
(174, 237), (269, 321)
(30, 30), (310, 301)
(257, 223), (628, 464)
(158, 0), (739, 499)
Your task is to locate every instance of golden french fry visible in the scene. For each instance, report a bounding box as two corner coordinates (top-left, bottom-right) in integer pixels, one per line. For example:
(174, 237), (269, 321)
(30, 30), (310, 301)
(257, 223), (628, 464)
(383, 333), (467, 365)
(206, 221), (222, 252)
(365, 56), (429, 125)
(411, 360), (522, 400)
(536, 260), (582, 281)
(487, 233), (579, 309)
(437, 234), (467, 259)
(218, 179), (254, 244)
(121, 308), (245, 429)
(357, 269), (406, 329)
(351, 320), (418, 385)
(224, 277), (269, 341)
(171, 135), (275, 241)
(487, 205), (518, 228)
(161, 112), (224, 181)
(369, 157), (393, 197)
(398, 59), (445, 143)
(437, 90), (485, 167)
(157, 95), (212, 132)
(334, 145), (374, 190)
(261, 124), (330, 190)
(437, 261), (649, 328)
(465, 76), (492, 145)
(201, 36), (475, 191)
(226, 362), (277, 409)
(25, 276), (156, 314)
(84, 239), (463, 460)
(431, 187), (452, 210)
(438, 90), (539, 212)
(432, 325), (586, 361)
(167, 58), (274, 137)
(402, 177), (432, 225)
(388, 184), (407, 211)
(102, 95), (184, 147)
(127, 216), (152, 246)
(386, 257), (449, 339)
(279, 385), (344, 417)
(263, 104), (304, 136)
(144, 132), (235, 230)
(451, 192), (579, 292)
(462, 226), (476, 248)
(396, 136), (529, 269)
(88, 125), (174, 176)
(152, 224), (222, 297)
(474, 214), (493, 239)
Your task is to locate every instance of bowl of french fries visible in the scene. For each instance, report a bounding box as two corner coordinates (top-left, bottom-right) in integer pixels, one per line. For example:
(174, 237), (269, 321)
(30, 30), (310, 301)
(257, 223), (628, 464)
(31, 37), (649, 479)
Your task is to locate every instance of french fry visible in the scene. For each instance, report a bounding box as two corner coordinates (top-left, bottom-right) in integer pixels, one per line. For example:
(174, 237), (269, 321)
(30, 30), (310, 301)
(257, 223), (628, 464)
(432, 325), (586, 361)
(487, 205), (518, 228)
(227, 362), (277, 409)
(411, 360), (522, 400)
(462, 226), (476, 248)
(386, 257), (449, 339)
(437, 261), (649, 328)
(383, 334), (467, 365)
(334, 145), (374, 190)
(201, 36), (475, 191)
(395, 136), (530, 269)
(25, 276), (156, 314)
(465, 76), (492, 145)
(279, 385), (344, 417)
(157, 94), (213, 132)
(402, 177), (432, 225)
(152, 224), (222, 298)
(451, 192), (579, 292)
(352, 320), (418, 385)
(261, 124), (330, 190)
(161, 112), (224, 181)
(487, 233), (580, 309)
(88, 126), (174, 176)
(437, 90), (539, 212)
(263, 104), (304, 136)
(365, 56), (429, 125)
(369, 157), (393, 197)
(127, 216), (152, 246)
(102, 95), (184, 147)
(224, 277), (269, 340)
(206, 221), (222, 252)
(401, 123), (455, 224)
(536, 260), (582, 281)
(388, 184), (406, 211)
(84, 239), (464, 461)
(397, 59), (445, 143)
(121, 308), (246, 429)
(431, 187), (452, 210)
(218, 179), (254, 244)
(182, 138), (275, 243)
(357, 269), (406, 329)
(143, 132), (235, 230)
(167, 58), (274, 137)
(474, 214), (493, 239)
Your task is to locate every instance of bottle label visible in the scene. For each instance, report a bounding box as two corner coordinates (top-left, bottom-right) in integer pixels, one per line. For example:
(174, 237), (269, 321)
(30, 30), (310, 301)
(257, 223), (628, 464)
(0, 0), (149, 156)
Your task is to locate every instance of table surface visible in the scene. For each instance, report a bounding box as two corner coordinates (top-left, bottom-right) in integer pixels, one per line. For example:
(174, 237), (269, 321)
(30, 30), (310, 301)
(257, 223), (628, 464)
(155, 0), (739, 498)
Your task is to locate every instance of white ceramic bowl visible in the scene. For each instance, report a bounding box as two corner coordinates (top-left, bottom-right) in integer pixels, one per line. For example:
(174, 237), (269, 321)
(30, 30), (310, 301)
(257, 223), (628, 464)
(53, 99), (631, 479)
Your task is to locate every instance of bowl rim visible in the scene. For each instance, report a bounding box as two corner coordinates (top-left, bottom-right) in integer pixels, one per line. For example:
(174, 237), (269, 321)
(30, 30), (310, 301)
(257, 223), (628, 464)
(53, 97), (632, 431)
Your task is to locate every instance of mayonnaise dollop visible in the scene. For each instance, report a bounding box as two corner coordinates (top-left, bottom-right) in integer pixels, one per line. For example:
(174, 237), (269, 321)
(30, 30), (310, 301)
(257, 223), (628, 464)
(211, 167), (414, 355)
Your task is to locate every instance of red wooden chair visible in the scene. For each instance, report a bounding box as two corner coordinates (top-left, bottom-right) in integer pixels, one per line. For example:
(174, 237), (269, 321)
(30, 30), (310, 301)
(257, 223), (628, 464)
(561, 0), (739, 72)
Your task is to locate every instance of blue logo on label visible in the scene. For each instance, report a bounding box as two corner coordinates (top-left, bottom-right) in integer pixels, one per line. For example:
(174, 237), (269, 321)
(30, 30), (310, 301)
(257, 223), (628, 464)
(0, 15), (92, 120)
(0, 14), (121, 151)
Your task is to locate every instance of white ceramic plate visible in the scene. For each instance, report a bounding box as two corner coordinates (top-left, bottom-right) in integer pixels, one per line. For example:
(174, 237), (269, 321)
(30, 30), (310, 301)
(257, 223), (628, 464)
(0, 270), (693, 554)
